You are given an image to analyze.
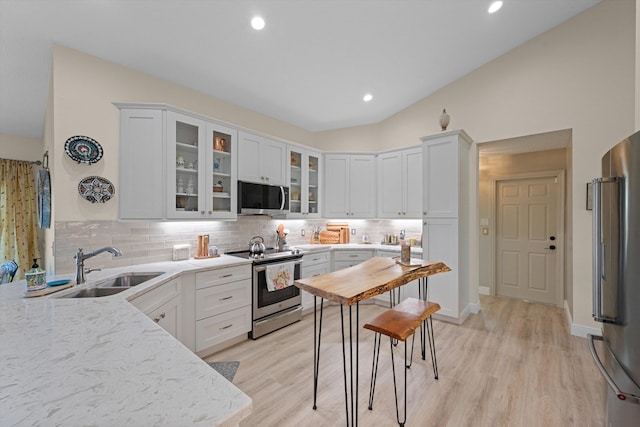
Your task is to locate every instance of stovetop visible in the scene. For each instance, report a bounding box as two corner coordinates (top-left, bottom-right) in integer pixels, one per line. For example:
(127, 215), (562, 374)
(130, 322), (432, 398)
(226, 247), (303, 263)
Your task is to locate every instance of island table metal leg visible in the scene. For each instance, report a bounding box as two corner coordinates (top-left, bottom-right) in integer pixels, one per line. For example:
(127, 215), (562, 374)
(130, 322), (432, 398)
(313, 296), (325, 410)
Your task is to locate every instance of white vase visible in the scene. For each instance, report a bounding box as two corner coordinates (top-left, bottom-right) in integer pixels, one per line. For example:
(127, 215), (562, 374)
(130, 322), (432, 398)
(439, 108), (450, 131)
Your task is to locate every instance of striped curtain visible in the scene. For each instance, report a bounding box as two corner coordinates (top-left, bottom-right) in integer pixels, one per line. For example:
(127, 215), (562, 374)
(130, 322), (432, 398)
(0, 159), (41, 280)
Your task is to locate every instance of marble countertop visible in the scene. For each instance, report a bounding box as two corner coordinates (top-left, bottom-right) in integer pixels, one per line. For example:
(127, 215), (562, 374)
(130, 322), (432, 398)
(0, 255), (253, 427)
(0, 244), (421, 426)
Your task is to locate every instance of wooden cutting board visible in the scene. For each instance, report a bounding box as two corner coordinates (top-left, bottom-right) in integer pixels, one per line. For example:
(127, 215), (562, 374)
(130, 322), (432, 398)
(24, 281), (74, 298)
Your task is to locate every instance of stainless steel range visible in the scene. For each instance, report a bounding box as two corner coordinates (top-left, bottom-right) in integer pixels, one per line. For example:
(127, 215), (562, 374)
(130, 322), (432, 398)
(227, 247), (303, 339)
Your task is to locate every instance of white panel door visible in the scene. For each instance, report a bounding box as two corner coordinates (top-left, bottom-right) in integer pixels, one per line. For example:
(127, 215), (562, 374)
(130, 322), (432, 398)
(119, 109), (164, 219)
(260, 139), (286, 185)
(404, 147), (423, 217)
(423, 218), (458, 318)
(377, 152), (403, 218)
(324, 154), (350, 217)
(238, 132), (263, 184)
(349, 155), (376, 218)
(423, 138), (458, 218)
(496, 177), (558, 305)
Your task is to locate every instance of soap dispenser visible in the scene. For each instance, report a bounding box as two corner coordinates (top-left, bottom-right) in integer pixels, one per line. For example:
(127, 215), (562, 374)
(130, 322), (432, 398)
(25, 258), (47, 292)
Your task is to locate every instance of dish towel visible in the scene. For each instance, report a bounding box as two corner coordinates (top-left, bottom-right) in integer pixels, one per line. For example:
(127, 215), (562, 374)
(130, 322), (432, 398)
(265, 262), (295, 292)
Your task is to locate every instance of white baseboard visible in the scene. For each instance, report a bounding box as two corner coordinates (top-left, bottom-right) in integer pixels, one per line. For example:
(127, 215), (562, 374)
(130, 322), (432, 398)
(478, 286), (490, 296)
(469, 300), (481, 314)
(564, 299), (602, 338)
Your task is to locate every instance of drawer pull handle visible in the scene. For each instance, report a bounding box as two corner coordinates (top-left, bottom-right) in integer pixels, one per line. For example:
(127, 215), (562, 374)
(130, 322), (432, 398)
(220, 324), (233, 330)
(220, 274), (233, 278)
(153, 313), (166, 323)
(219, 296), (233, 301)
(349, 255), (358, 258)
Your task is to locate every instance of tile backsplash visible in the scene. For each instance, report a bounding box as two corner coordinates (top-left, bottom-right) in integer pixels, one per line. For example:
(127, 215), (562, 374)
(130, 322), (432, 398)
(53, 217), (422, 274)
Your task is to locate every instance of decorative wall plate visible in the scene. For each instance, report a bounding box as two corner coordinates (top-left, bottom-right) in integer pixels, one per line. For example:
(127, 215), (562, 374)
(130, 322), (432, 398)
(65, 135), (104, 164)
(78, 176), (115, 203)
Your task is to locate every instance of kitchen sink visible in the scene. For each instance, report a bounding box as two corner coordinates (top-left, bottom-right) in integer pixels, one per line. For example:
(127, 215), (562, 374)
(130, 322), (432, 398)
(95, 272), (164, 288)
(61, 287), (128, 298)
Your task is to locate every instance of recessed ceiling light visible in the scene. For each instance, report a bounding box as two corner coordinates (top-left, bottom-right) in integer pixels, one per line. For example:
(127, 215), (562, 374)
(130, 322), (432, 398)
(363, 93), (373, 102)
(251, 16), (265, 30)
(488, 1), (503, 14)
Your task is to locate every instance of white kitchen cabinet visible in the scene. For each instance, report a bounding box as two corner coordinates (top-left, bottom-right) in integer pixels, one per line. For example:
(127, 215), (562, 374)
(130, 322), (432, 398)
(300, 250), (331, 311)
(118, 108), (164, 219)
(129, 278), (181, 340)
(238, 131), (286, 186)
(377, 147), (422, 218)
(194, 265), (252, 353)
(421, 129), (474, 324)
(324, 154), (376, 218)
(287, 146), (322, 218)
(422, 130), (471, 219)
(166, 111), (238, 219)
(332, 250), (374, 271)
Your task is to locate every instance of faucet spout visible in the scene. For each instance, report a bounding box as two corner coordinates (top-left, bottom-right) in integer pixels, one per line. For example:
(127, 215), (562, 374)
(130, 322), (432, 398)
(74, 247), (123, 284)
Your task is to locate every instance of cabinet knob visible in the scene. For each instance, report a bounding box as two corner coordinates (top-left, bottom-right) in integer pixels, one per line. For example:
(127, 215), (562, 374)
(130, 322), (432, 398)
(208, 211), (212, 214)
(200, 211), (205, 214)
(423, 211), (427, 215)
(153, 313), (166, 323)
(398, 212), (402, 215)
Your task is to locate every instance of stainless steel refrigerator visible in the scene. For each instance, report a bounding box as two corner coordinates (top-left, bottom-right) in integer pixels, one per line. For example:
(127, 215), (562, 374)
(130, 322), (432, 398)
(590, 130), (640, 426)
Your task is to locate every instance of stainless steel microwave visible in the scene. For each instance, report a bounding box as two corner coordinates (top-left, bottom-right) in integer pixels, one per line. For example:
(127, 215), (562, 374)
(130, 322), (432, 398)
(237, 181), (289, 215)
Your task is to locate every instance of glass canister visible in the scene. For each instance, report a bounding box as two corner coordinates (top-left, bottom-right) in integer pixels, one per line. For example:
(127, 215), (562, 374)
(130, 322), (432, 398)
(25, 258), (47, 292)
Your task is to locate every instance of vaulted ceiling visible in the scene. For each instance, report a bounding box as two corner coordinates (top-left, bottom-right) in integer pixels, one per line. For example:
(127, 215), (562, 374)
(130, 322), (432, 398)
(0, 0), (600, 140)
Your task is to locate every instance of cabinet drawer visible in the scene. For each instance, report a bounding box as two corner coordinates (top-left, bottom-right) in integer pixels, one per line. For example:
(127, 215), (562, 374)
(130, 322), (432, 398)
(302, 263), (330, 278)
(195, 279), (251, 320)
(129, 279), (180, 315)
(196, 265), (251, 290)
(195, 308), (251, 352)
(303, 251), (331, 266)
(334, 250), (373, 261)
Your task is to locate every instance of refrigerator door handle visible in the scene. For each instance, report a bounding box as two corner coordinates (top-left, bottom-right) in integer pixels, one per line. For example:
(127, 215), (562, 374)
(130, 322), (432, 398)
(588, 334), (640, 403)
(592, 178), (604, 320)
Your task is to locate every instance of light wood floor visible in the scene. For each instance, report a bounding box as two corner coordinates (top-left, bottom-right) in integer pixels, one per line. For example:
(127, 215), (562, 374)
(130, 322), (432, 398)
(207, 296), (605, 426)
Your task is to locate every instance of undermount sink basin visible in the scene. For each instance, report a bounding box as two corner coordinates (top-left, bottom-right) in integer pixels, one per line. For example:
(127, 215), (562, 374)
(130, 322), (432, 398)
(61, 287), (128, 298)
(95, 272), (164, 288)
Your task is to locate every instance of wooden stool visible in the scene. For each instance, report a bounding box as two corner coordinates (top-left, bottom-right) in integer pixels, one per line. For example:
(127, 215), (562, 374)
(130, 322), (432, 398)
(364, 297), (441, 427)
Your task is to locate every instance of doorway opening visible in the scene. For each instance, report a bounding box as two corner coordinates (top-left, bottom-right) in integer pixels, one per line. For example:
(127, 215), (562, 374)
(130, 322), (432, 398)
(477, 130), (571, 308)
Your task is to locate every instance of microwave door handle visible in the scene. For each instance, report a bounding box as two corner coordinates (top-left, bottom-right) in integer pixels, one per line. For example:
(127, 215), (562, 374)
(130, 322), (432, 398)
(280, 186), (285, 210)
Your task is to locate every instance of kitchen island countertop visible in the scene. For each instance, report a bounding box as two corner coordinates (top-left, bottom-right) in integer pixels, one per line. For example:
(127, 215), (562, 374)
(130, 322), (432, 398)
(0, 255), (253, 427)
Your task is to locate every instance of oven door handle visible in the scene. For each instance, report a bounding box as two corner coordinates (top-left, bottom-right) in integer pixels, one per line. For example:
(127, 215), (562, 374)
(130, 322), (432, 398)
(254, 260), (303, 272)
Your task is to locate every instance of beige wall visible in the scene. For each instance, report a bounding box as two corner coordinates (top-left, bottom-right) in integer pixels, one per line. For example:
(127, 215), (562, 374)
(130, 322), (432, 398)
(314, 0), (636, 329)
(0, 133), (43, 162)
(478, 148), (568, 295)
(42, 0), (635, 329)
(50, 44), (315, 223)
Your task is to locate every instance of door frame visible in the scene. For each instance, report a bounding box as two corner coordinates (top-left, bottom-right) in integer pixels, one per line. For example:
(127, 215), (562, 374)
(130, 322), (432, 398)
(489, 170), (565, 307)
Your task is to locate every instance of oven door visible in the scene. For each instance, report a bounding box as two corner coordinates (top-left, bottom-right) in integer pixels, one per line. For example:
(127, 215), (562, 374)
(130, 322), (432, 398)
(253, 260), (302, 320)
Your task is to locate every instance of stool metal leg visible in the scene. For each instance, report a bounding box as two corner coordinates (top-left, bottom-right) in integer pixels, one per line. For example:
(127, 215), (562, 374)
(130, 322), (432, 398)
(367, 332), (382, 410)
(389, 337), (408, 427)
(313, 296), (325, 410)
(425, 315), (439, 380)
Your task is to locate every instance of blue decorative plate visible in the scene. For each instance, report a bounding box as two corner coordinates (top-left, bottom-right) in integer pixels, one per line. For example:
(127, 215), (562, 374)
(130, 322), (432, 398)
(78, 176), (115, 203)
(48, 279), (71, 287)
(65, 135), (104, 164)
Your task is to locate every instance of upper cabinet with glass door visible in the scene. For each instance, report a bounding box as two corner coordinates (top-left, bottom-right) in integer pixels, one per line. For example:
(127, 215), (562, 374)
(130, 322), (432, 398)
(287, 146), (321, 218)
(166, 110), (237, 219)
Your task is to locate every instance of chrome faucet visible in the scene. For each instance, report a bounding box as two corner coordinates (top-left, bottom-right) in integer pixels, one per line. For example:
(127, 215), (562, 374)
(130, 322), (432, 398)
(74, 247), (123, 284)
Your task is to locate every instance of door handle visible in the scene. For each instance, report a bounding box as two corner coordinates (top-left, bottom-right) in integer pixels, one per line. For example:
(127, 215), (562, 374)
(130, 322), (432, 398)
(545, 245), (556, 250)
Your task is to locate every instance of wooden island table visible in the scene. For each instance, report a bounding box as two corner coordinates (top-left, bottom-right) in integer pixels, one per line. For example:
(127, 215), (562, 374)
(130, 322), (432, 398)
(294, 256), (451, 427)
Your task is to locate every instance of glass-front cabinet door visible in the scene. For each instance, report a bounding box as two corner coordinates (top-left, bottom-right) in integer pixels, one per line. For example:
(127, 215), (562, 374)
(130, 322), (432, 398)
(207, 122), (237, 218)
(167, 111), (237, 219)
(287, 146), (321, 218)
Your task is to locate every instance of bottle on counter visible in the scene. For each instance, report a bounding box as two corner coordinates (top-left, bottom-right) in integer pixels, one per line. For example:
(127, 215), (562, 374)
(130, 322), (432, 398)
(25, 258), (47, 292)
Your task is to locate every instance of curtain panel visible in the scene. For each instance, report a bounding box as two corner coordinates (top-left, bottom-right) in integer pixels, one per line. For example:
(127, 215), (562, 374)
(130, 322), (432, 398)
(0, 159), (41, 280)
